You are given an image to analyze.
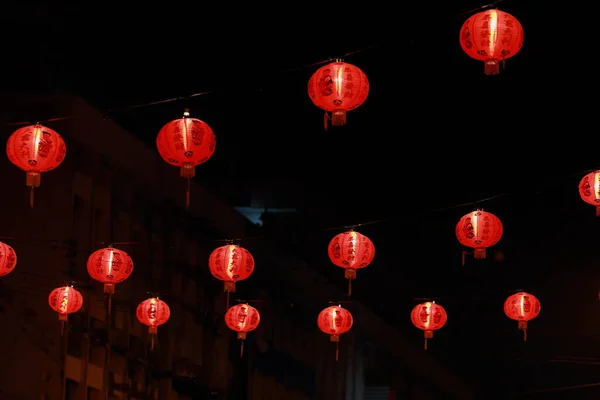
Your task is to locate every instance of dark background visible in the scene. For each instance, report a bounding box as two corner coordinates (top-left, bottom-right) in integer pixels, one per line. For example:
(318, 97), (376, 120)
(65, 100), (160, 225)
(3, 0), (599, 397)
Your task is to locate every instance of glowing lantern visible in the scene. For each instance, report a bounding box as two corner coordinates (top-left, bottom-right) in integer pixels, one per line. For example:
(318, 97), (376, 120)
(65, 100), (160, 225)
(459, 9), (524, 75)
(87, 246), (134, 294)
(456, 209), (503, 264)
(308, 61), (369, 130)
(410, 301), (447, 350)
(504, 291), (540, 341)
(225, 303), (260, 357)
(0, 241), (17, 277)
(579, 170), (600, 216)
(317, 305), (353, 361)
(156, 109), (216, 208)
(328, 230), (375, 296)
(6, 123), (67, 207)
(136, 297), (170, 350)
(208, 244), (254, 296)
(48, 285), (83, 334)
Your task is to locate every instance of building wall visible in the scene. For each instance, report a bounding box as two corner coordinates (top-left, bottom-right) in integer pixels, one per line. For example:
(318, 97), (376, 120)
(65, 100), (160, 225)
(0, 93), (474, 400)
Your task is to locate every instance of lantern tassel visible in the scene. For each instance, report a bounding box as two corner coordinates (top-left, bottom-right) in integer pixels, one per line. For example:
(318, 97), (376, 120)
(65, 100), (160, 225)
(595, 205), (600, 217)
(226, 291), (230, 309)
(240, 339), (245, 358)
(523, 328), (527, 342)
(60, 320), (65, 336)
(185, 177), (191, 209)
(324, 112), (329, 131)
(335, 341), (339, 362)
(30, 186), (35, 208)
(518, 321), (528, 342)
(424, 337), (428, 350)
(424, 330), (433, 350)
(461, 250), (467, 266)
(347, 279), (352, 297)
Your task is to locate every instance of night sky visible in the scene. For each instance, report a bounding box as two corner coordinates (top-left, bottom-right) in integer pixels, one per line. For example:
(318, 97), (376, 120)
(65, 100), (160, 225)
(3, 0), (599, 397)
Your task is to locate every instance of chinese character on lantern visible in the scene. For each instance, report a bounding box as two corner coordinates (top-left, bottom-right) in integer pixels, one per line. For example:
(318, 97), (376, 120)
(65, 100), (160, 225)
(411, 301), (447, 350)
(456, 209), (503, 264)
(579, 170), (600, 216)
(308, 61), (369, 130)
(225, 303), (260, 357)
(6, 123), (67, 207)
(317, 305), (353, 361)
(328, 230), (375, 296)
(504, 291), (540, 341)
(156, 109), (216, 208)
(459, 9), (524, 75)
(136, 297), (170, 350)
(0, 241), (17, 277)
(48, 285), (83, 334)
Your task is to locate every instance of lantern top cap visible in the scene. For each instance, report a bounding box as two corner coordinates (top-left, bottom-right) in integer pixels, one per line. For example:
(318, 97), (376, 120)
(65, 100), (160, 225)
(183, 108), (190, 118)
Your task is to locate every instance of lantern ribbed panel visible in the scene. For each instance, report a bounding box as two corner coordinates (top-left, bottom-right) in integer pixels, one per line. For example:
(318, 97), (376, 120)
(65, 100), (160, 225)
(308, 62), (369, 113)
(136, 298), (170, 328)
(224, 304), (260, 333)
(156, 117), (216, 167)
(0, 241), (17, 277)
(6, 123), (67, 172)
(317, 306), (353, 335)
(410, 302), (447, 332)
(48, 286), (83, 316)
(208, 244), (254, 283)
(456, 210), (503, 251)
(459, 10), (524, 61)
(87, 247), (134, 284)
(328, 231), (375, 270)
(504, 292), (540, 322)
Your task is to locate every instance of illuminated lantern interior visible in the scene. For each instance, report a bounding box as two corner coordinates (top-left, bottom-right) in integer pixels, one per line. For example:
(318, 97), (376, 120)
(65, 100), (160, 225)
(6, 123), (67, 207)
(48, 285), (83, 334)
(455, 209), (503, 263)
(328, 230), (375, 296)
(0, 241), (17, 277)
(136, 297), (171, 349)
(459, 9), (524, 75)
(504, 291), (541, 341)
(308, 61), (369, 130)
(156, 109), (216, 208)
(208, 244), (255, 303)
(317, 305), (354, 361)
(224, 303), (260, 357)
(579, 170), (600, 216)
(87, 246), (134, 294)
(410, 301), (447, 350)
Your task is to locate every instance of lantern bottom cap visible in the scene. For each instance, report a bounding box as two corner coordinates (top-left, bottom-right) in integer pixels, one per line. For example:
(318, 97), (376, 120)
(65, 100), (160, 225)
(332, 110), (347, 126)
(26, 171), (41, 187)
(180, 162), (195, 179)
(484, 59), (500, 75)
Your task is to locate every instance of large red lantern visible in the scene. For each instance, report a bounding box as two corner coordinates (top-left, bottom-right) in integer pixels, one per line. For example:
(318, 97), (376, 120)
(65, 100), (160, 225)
(6, 123), (67, 207)
(156, 109), (216, 208)
(225, 303), (260, 357)
(0, 241), (17, 277)
(456, 209), (503, 264)
(459, 9), (524, 75)
(410, 301), (447, 350)
(308, 61), (369, 130)
(579, 170), (600, 216)
(87, 246), (134, 294)
(48, 285), (83, 334)
(137, 297), (170, 350)
(208, 244), (254, 295)
(317, 305), (353, 361)
(328, 230), (375, 296)
(504, 291), (540, 341)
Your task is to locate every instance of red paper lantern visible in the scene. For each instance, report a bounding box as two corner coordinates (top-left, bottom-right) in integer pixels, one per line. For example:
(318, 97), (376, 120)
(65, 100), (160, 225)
(410, 301), (447, 350)
(208, 244), (254, 293)
(318, 305), (353, 361)
(328, 230), (375, 296)
(0, 241), (17, 277)
(6, 123), (67, 207)
(87, 246), (134, 294)
(504, 291), (540, 341)
(456, 210), (503, 263)
(579, 170), (600, 216)
(48, 285), (83, 334)
(459, 9), (524, 75)
(156, 109), (216, 208)
(225, 303), (260, 357)
(137, 297), (170, 349)
(308, 61), (369, 130)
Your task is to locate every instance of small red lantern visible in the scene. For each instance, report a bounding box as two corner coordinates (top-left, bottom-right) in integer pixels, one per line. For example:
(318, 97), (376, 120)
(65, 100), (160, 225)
(579, 170), (600, 216)
(136, 297), (170, 350)
(6, 123), (67, 207)
(328, 230), (375, 296)
(156, 109), (216, 208)
(317, 305), (353, 361)
(456, 209), (503, 264)
(0, 241), (17, 277)
(225, 303), (260, 357)
(504, 291), (540, 341)
(208, 244), (254, 295)
(87, 246), (134, 294)
(410, 301), (447, 350)
(308, 61), (369, 130)
(459, 9), (524, 75)
(48, 285), (83, 334)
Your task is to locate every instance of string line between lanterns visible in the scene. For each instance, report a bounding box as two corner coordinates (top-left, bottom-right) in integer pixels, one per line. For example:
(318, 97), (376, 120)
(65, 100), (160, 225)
(3, 0), (512, 128)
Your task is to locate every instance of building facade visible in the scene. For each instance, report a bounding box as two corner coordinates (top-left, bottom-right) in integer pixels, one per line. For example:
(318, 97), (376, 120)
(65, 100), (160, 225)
(0, 93), (474, 399)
